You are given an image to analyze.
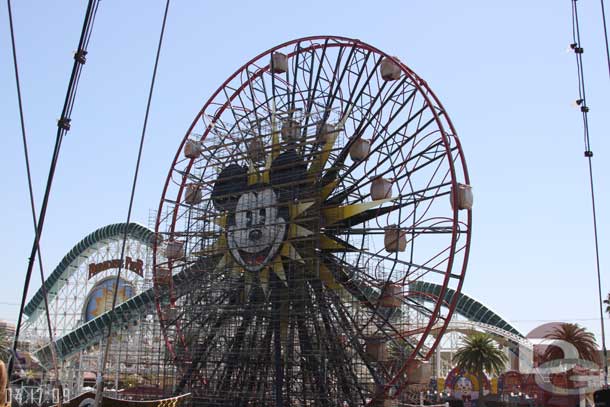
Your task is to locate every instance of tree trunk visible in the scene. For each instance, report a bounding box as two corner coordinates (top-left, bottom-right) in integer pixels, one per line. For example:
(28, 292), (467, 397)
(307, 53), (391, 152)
(478, 372), (485, 407)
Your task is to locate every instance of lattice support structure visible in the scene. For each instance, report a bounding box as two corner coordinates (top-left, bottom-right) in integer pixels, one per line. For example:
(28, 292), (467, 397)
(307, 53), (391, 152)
(153, 36), (472, 406)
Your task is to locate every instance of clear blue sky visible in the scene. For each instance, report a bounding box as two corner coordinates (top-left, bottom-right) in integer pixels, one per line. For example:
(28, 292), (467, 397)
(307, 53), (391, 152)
(1, 2), (609, 347)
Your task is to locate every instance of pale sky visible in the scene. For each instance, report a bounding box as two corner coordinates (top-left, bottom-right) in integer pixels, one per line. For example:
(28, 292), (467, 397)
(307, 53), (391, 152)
(1, 1), (609, 348)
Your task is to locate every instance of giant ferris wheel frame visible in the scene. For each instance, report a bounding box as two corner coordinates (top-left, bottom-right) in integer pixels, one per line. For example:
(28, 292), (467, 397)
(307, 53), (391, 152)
(153, 35), (472, 404)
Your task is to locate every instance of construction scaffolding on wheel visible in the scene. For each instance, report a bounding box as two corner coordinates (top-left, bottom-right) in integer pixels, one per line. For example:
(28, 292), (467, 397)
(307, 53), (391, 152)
(152, 36), (472, 406)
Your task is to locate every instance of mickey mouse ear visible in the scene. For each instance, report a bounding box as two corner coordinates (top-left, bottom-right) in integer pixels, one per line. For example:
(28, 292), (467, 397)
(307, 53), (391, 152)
(211, 164), (248, 211)
(270, 150), (308, 200)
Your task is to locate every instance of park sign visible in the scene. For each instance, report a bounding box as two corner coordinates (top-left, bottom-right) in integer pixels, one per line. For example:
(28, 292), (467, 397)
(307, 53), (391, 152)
(88, 256), (144, 279)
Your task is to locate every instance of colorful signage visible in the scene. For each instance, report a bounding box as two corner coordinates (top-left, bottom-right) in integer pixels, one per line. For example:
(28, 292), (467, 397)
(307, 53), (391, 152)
(88, 256), (143, 279)
(83, 278), (135, 321)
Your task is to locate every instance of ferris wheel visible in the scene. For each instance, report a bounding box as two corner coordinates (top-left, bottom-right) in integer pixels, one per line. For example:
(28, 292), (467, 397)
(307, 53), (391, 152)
(153, 35), (472, 405)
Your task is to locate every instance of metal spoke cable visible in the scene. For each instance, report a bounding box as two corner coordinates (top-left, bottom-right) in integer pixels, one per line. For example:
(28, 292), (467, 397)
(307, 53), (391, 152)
(8, 0), (100, 380)
(571, 0), (608, 387)
(94, 1), (171, 406)
(6, 0), (62, 397)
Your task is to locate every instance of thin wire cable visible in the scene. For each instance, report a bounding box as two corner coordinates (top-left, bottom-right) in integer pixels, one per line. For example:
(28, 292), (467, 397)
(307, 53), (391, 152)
(571, 0), (608, 387)
(8, 0), (100, 381)
(6, 0), (63, 398)
(600, 0), (610, 81)
(94, 1), (171, 405)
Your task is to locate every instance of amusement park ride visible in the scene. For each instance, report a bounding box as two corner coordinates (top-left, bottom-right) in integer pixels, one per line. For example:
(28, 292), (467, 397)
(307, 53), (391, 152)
(151, 35), (472, 405)
(9, 0), (610, 404)
(17, 35), (477, 406)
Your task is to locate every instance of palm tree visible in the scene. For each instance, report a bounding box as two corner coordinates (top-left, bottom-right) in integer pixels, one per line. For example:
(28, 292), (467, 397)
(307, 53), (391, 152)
(543, 323), (600, 365)
(452, 332), (508, 402)
(604, 293), (610, 317)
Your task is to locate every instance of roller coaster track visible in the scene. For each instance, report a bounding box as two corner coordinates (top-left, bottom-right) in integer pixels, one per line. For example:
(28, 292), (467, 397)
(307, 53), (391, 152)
(24, 222), (156, 320)
(409, 281), (522, 337)
(28, 224), (527, 367)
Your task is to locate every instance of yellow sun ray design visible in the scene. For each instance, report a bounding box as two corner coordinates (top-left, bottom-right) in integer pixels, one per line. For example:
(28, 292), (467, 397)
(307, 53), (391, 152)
(319, 264), (341, 290)
(307, 104), (353, 177)
(248, 161), (260, 186)
(203, 105), (367, 309)
(288, 223), (314, 239)
(319, 235), (354, 252)
(213, 214), (227, 229)
(322, 198), (394, 226)
(320, 180), (339, 201)
(289, 200), (315, 219)
(259, 267), (270, 296)
(308, 129), (339, 178)
(281, 242), (304, 263)
(272, 259), (287, 285)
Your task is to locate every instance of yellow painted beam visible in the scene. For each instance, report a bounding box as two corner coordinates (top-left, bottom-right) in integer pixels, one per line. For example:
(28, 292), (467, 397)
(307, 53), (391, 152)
(289, 200), (315, 219)
(319, 235), (350, 251)
(320, 180), (339, 201)
(260, 267), (270, 296)
(308, 130), (339, 177)
(273, 259), (288, 285)
(288, 223), (314, 239)
(319, 264), (341, 290)
(281, 242), (304, 263)
(322, 198), (393, 226)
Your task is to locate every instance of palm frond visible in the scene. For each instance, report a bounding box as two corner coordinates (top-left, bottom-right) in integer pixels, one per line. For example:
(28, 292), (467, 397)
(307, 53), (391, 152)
(543, 323), (600, 365)
(453, 332), (508, 376)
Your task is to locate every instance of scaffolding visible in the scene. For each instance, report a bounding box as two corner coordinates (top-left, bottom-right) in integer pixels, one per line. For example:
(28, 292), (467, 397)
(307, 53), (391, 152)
(16, 36), (472, 407)
(152, 37), (472, 406)
(18, 223), (176, 403)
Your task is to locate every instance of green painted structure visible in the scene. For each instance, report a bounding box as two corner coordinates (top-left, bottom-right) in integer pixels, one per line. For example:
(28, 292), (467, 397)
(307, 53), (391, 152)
(409, 281), (522, 337)
(29, 223), (524, 365)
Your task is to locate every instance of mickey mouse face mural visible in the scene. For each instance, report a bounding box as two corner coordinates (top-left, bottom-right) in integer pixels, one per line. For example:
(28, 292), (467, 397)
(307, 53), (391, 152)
(211, 150), (307, 276)
(229, 188), (285, 271)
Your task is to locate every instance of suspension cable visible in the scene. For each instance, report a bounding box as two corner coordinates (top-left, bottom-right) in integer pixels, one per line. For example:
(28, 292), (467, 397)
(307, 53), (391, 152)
(8, 0), (100, 381)
(571, 0), (608, 387)
(600, 0), (610, 81)
(6, 0), (63, 399)
(93, 1), (171, 405)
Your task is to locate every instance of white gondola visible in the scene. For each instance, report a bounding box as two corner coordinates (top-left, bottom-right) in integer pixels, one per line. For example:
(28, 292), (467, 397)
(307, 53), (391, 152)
(281, 119), (300, 143)
(384, 225), (407, 253)
(184, 139), (203, 159)
(380, 57), (401, 81)
(184, 184), (202, 205)
(451, 183), (473, 210)
(316, 122), (335, 143)
(270, 52), (288, 73)
(406, 361), (433, 385)
(247, 138), (265, 162)
(165, 240), (184, 260)
(379, 282), (402, 307)
(349, 138), (370, 161)
(371, 177), (392, 200)
(365, 337), (388, 362)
